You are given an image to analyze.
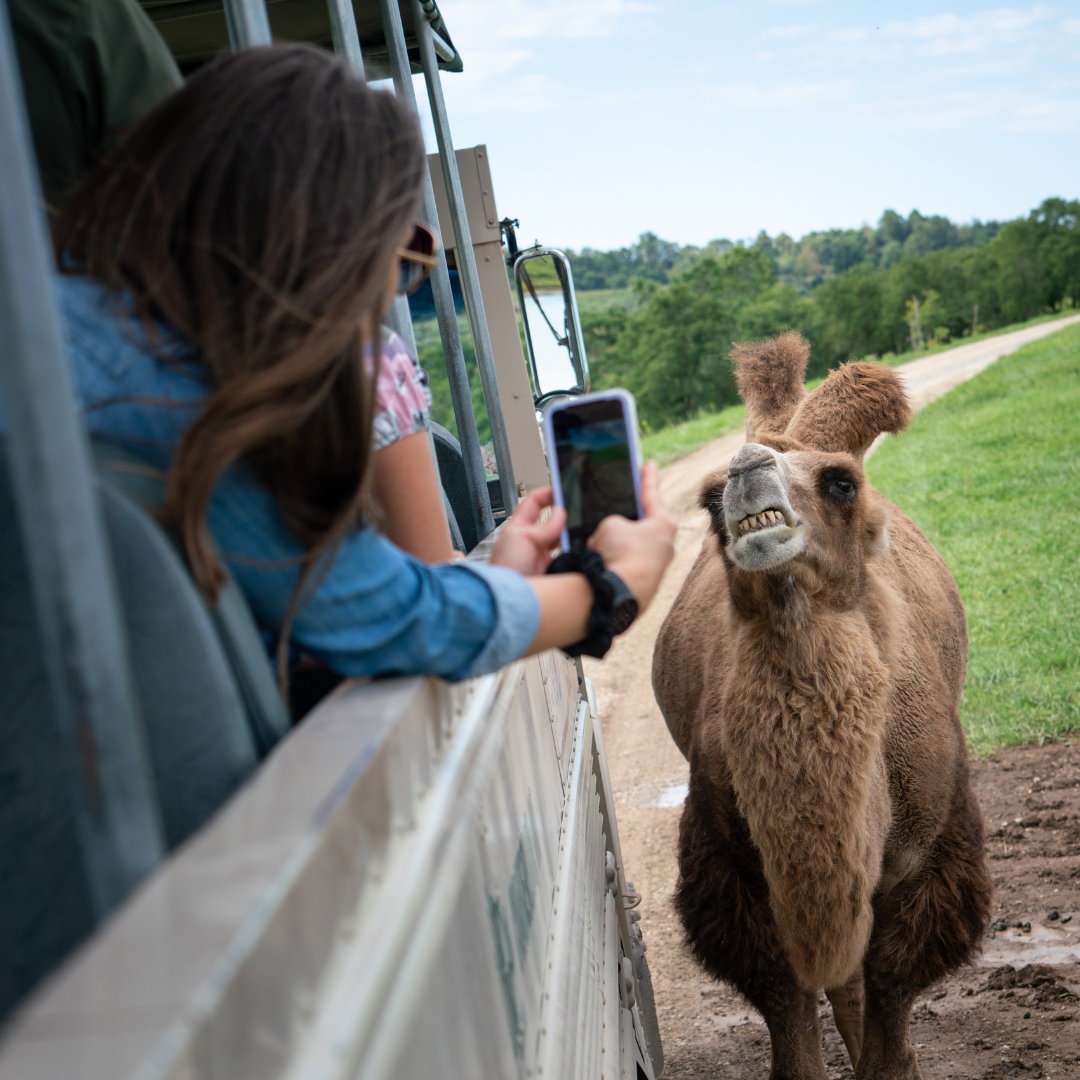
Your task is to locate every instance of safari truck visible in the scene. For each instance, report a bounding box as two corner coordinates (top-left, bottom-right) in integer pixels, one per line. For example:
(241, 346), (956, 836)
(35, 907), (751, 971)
(0, 1), (662, 1078)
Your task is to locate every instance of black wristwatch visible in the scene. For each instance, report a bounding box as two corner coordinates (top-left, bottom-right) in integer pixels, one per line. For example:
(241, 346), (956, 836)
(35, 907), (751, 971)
(545, 549), (639, 659)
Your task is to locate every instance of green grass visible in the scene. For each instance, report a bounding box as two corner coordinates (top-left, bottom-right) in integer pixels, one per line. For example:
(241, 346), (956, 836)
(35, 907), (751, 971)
(867, 323), (1080, 755)
(575, 288), (636, 314)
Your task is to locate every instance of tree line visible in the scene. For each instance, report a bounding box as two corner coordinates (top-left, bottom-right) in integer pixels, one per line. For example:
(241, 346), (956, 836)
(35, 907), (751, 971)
(576, 198), (1080, 431)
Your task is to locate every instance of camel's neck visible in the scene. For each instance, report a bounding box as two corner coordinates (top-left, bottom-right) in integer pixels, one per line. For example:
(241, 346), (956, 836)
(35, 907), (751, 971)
(727, 566), (876, 663)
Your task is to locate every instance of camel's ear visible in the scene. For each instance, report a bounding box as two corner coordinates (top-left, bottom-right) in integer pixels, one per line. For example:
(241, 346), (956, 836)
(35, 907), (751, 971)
(732, 332), (810, 442)
(698, 469), (728, 536)
(698, 469), (727, 512)
(784, 361), (911, 459)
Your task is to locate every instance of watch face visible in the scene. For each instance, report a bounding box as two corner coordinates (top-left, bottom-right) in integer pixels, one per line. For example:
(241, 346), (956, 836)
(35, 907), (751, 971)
(611, 596), (638, 635)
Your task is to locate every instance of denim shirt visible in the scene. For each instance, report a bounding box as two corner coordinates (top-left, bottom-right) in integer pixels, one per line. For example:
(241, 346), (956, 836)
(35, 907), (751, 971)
(19, 275), (540, 682)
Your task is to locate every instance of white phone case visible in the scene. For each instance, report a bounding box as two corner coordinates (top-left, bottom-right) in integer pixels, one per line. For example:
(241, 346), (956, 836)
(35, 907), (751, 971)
(543, 388), (643, 553)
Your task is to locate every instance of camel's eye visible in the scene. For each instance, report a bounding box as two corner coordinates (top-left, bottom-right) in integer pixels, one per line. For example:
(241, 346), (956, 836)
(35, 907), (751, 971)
(820, 467), (857, 501)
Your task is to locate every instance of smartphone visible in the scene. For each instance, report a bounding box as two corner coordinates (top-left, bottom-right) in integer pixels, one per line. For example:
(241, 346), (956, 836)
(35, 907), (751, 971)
(543, 389), (643, 552)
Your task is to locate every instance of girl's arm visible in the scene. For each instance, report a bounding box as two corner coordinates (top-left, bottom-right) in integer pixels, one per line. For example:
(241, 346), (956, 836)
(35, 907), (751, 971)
(371, 429), (456, 563)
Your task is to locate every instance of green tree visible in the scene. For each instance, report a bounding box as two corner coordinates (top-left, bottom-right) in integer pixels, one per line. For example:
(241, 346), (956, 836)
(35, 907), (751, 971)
(591, 248), (812, 428)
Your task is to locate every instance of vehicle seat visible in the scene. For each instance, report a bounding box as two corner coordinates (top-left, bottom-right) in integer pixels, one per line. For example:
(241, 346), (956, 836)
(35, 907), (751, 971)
(431, 420), (480, 552)
(0, 441), (282, 1021)
(90, 440), (290, 756)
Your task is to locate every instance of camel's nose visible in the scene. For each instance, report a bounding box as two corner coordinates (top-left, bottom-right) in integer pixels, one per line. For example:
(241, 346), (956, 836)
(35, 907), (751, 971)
(727, 443), (776, 478)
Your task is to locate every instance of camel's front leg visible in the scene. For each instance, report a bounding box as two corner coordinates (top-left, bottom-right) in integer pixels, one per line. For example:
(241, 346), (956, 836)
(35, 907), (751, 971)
(676, 790), (829, 1080)
(758, 985), (829, 1080)
(858, 781), (991, 1079)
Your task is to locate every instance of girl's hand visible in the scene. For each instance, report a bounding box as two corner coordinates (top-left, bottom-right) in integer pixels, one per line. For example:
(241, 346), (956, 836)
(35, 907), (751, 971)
(490, 487), (566, 576)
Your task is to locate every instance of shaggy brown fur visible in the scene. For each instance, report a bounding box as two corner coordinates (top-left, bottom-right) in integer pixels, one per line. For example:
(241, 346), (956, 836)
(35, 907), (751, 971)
(733, 332), (809, 442)
(786, 361), (913, 459)
(653, 333), (991, 1079)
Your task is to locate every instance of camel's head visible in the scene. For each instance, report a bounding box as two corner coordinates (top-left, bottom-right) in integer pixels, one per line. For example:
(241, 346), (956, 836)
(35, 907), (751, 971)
(699, 332), (911, 595)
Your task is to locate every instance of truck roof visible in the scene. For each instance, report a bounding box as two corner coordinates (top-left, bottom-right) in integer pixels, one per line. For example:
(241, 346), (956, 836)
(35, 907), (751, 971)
(138, 0), (463, 74)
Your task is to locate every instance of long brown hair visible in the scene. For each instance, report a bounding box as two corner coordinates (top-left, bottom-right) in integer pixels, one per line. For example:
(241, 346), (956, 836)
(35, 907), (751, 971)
(55, 45), (427, 671)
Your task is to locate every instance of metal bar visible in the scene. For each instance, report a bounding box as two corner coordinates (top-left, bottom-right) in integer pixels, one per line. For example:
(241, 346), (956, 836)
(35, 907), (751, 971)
(0, 2), (164, 917)
(321, 5), (421, 362)
(411, 0), (519, 515)
(325, 0), (453, 543)
(385, 293), (418, 359)
(377, 0), (494, 538)
(222, 0), (272, 49)
(325, 0), (364, 72)
(429, 29), (454, 63)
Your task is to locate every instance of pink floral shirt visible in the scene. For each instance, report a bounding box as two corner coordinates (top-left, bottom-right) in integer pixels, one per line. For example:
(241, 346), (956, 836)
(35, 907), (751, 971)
(372, 330), (432, 451)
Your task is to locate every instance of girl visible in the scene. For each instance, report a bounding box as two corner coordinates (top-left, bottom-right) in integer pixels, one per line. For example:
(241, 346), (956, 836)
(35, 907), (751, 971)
(51, 44), (676, 688)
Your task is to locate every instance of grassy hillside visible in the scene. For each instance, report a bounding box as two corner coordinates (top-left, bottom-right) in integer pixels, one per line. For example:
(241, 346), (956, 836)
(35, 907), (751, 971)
(867, 324), (1080, 755)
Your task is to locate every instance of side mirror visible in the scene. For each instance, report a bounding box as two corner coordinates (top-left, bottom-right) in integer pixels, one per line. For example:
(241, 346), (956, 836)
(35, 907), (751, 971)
(513, 248), (589, 408)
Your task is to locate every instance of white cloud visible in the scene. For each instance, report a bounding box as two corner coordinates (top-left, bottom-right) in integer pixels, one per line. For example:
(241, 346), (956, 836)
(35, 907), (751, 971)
(445, 0), (655, 44)
(1061, 17), (1080, 33)
(828, 28), (867, 43)
(436, 0), (656, 116)
(881, 7), (1054, 56)
(698, 78), (855, 111)
(766, 23), (815, 38)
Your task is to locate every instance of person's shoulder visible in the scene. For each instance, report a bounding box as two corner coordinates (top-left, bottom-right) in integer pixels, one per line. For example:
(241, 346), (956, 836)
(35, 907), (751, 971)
(379, 328), (415, 363)
(56, 274), (201, 395)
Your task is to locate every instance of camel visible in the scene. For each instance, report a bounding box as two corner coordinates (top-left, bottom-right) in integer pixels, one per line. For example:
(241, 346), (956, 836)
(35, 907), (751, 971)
(652, 332), (991, 1079)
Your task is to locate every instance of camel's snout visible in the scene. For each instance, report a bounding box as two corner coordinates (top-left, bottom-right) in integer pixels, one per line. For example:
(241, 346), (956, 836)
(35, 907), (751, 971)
(723, 443), (805, 571)
(727, 443), (776, 478)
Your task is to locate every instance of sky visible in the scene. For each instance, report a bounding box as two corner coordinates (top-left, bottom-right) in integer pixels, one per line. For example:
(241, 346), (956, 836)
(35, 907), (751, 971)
(403, 1), (1080, 252)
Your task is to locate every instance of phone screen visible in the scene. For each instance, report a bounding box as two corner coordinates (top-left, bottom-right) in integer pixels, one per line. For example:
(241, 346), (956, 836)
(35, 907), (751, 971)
(551, 397), (639, 550)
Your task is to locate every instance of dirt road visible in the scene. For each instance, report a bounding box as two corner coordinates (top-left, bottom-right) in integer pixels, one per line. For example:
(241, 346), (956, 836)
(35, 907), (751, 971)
(586, 314), (1080, 1079)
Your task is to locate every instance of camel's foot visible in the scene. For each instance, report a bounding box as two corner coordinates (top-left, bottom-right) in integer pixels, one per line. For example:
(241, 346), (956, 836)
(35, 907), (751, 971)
(854, 1040), (921, 1080)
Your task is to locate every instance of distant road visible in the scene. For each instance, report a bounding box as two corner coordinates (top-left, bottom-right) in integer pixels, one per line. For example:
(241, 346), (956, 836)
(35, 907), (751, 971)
(893, 313), (1080, 410)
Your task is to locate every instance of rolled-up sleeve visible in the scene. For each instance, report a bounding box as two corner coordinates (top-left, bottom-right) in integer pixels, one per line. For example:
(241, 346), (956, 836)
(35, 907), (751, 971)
(209, 476), (539, 682)
(454, 563), (542, 678)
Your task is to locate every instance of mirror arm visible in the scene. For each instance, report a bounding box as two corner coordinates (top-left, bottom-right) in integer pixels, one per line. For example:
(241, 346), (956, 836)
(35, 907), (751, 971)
(499, 217), (520, 265)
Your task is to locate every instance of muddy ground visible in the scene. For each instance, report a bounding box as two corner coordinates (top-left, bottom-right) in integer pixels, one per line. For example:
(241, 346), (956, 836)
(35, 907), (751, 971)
(627, 741), (1080, 1080)
(585, 324), (1080, 1080)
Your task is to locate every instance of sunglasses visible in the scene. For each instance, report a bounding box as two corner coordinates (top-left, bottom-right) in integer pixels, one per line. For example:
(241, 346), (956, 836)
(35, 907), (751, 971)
(397, 222), (440, 295)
